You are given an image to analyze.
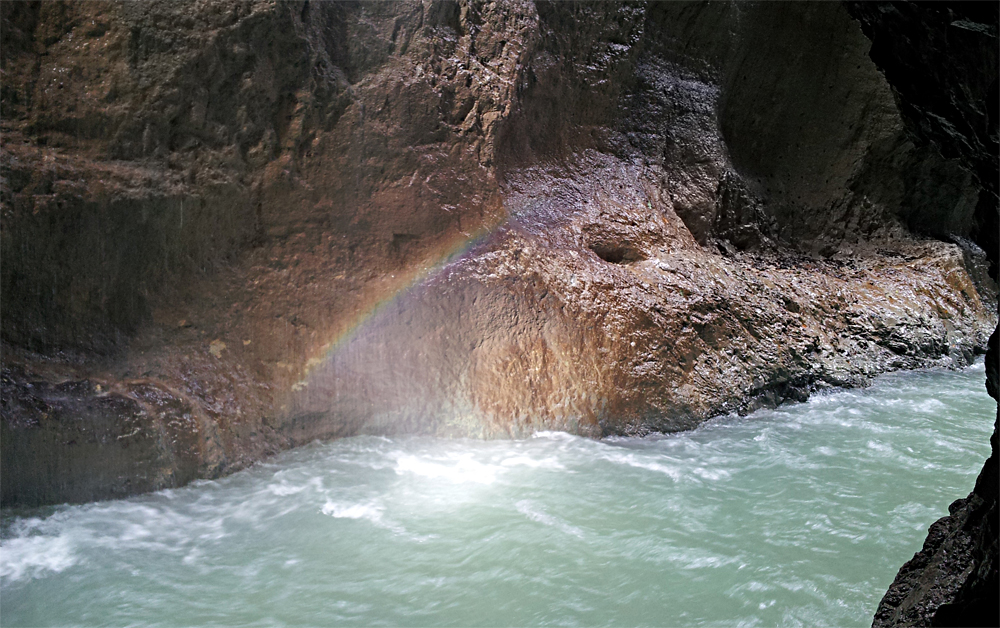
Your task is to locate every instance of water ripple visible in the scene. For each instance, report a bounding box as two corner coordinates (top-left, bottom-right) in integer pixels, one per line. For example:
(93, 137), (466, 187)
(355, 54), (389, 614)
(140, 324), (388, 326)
(1, 360), (993, 627)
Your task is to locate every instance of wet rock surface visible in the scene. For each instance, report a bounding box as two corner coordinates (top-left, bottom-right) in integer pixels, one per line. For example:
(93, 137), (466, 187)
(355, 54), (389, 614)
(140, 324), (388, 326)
(295, 162), (993, 440)
(846, 3), (998, 627)
(1, 0), (997, 516)
(0, 366), (225, 506)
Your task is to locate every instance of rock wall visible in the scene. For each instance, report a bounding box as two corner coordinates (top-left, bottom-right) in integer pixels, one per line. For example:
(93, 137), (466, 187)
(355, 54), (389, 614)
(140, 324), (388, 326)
(845, 3), (998, 627)
(1, 1), (996, 509)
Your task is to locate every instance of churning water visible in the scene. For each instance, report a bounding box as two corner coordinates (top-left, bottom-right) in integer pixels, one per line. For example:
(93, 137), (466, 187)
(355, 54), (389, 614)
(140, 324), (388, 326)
(1, 361), (994, 627)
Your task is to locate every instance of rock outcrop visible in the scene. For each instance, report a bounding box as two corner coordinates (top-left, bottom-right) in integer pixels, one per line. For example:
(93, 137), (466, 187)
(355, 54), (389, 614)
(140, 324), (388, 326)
(846, 3), (998, 627)
(1, 1), (996, 509)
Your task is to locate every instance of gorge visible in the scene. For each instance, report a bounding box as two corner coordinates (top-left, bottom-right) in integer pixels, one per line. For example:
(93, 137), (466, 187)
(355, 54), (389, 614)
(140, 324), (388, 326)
(1, 1), (997, 626)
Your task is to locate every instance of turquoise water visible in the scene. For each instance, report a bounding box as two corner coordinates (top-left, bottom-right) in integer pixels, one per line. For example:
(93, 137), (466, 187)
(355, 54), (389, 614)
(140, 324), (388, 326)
(1, 361), (994, 627)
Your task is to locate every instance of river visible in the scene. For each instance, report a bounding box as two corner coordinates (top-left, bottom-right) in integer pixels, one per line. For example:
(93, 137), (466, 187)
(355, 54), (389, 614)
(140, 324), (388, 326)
(1, 360), (993, 627)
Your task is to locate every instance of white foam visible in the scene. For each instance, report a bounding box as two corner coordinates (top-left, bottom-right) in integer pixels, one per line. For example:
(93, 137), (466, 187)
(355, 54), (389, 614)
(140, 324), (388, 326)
(866, 441), (893, 454)
(515, 500), (585, 538)
(320, 500), (426, 540)
(692, 467), (731, 481)
(395, 455), (499, 484)
(499, 455), (565, 470)
(600, 451), (683, 481)
(532, 431), (578, 442)
(321, 501), (383, 521)
(0, 534), (77, 582)
(913, 399), (947, 413)
(267, 476), (324, 497)
(932, 438), (967, 453)
(966, 359), (986, 373)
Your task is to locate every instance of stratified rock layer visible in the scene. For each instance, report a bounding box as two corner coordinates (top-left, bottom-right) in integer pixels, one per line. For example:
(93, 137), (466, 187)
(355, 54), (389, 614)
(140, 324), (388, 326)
(1, 1), (996, 509)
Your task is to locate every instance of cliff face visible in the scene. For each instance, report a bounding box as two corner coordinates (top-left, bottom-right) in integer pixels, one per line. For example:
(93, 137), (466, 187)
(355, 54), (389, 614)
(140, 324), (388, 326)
(1, 1), (996, 510)
(846, 3), (998, 627)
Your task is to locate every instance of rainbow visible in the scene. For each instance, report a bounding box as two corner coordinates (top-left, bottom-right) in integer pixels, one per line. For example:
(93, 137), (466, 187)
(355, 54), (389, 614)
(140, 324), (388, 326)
(293, 222), (500, 389)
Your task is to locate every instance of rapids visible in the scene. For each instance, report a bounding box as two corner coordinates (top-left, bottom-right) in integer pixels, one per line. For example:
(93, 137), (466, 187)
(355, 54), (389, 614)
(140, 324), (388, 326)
(1, 360), (993, 627)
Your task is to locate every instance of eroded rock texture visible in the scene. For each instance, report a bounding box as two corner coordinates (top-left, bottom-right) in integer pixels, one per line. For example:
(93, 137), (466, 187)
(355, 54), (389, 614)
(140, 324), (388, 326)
(1, 1), (996, 511)
(846, 3), (998, 627)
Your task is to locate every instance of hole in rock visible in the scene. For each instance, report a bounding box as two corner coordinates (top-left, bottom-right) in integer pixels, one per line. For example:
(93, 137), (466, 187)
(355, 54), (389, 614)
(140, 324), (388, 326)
(589, 243), (643, 264)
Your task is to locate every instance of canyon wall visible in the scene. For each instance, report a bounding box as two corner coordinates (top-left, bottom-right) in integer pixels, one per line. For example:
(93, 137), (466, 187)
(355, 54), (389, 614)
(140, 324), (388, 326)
(846, 3), (998, 626)
(1, 0), (995, 553)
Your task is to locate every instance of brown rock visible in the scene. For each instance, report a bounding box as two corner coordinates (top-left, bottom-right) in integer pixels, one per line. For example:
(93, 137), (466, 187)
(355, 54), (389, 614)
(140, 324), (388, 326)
(0, 1), (996, 509)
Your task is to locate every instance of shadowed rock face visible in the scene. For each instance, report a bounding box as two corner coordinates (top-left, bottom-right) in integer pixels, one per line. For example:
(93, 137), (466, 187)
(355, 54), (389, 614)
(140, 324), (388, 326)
(0, 1), (996, 509)
(846, 3), (998, 627)
(0, 366), (225, 505)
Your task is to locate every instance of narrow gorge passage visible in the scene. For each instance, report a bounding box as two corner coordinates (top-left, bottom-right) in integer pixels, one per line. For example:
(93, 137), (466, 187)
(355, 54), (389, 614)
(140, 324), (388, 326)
(2, 362), (993, 627)
(1, 1), (997, 626)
